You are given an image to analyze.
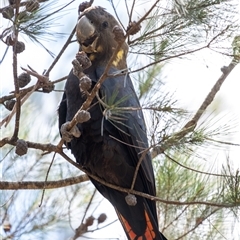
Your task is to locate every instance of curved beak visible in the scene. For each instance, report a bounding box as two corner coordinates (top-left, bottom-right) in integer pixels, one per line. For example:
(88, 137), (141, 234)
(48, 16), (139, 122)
(76, 15), (98, 53)
(76, 15), (95, 42)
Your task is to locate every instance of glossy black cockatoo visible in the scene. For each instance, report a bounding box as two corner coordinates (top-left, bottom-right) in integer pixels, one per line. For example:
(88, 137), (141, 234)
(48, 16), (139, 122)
(58, 5), (167, 240)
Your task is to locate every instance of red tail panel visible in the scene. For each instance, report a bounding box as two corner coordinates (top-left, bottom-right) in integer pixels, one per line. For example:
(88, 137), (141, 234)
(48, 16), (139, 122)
(118, 210), (157, 240)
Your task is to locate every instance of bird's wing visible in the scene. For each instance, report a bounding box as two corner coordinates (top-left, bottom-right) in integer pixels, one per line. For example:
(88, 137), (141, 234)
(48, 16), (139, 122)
(95, 66), (157, 212)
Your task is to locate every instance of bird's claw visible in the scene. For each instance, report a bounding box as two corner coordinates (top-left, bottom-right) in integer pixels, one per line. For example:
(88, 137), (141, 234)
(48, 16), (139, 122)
(72, 59), (84, 78)
(76, 51), (92, 69)
(72, 51), (92, 80)
(61, 122), (81, 142)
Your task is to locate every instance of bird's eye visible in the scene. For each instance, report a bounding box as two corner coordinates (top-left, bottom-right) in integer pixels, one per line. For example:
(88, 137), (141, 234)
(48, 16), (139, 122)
(102, 21), (108, 29)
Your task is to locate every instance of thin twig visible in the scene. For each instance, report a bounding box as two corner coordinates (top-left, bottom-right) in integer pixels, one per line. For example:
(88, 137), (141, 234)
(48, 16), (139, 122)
(21, 66), (49, 82)
(11, 0), (21, 140)
(88, 219), (118, 232)
(1, 66), (55, 128)
(0, 84), (39, 128)
(163, 152), (233, 178)
(183, 61), (237, 129)
(72, 189), (97, 239)
(129, 0), (136, 24)
(72, 191), (97, 240)
(130, 149), (148, 191)
(110, 0), (126, 31)
(45, 26), (76, 76)
(206, 137), (240, 147)
(0, 137), (59, 151)
(0, 75), (67, 105)
(174, 208), (220, 240)
(39, 152), (56, 207)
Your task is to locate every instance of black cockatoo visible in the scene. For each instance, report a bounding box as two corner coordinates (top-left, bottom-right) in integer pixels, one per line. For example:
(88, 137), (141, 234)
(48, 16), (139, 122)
(58, 5), (167, 240)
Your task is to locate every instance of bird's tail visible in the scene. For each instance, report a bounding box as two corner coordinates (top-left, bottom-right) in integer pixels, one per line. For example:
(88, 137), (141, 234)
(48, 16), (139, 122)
(116, 205), (167, 240)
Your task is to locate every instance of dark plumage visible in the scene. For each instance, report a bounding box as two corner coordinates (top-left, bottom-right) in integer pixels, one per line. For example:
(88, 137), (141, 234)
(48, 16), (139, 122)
(59, 6), (167, 240)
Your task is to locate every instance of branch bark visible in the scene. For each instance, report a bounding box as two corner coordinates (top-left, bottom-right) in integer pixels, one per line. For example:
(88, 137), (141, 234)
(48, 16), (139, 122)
(0, 174), (89, 190)
(1, 173), (238, 208)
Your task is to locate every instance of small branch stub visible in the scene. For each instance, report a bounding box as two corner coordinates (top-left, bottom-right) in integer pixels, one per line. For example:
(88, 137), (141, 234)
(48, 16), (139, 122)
(125, 194), (137, 206)
(85, 216), (95, 227)
(221, 66), (228, 74)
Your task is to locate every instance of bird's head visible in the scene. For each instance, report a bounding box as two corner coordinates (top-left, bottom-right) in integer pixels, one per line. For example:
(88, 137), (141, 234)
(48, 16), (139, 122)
(76, 6), (128, 69)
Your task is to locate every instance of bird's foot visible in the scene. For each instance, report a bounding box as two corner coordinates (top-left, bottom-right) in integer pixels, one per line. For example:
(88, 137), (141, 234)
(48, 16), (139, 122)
(76, 51), (92, 69)
(72, 51), (92, 79)
(72, 59), (84, 78)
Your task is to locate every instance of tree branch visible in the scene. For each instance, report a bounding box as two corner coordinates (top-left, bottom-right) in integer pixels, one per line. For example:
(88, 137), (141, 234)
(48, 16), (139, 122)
(183, 61), (236, 129)
(151, 60), (238, 159)
(11, 1), (21, 140)
(0, 174), (89, 190)
(45, 26), (76, 76)
(1, 169), (238, 209)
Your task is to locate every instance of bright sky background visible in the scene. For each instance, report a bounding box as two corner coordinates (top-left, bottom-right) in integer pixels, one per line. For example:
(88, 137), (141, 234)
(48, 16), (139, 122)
(1, 0), (240, 239)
